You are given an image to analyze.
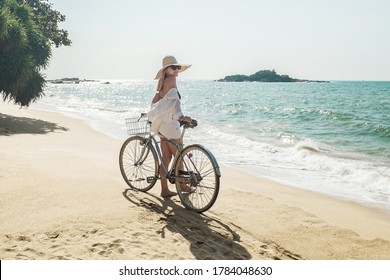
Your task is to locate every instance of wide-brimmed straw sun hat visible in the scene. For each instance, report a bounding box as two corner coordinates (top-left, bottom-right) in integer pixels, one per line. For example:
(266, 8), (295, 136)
(154, 55), (191, 80)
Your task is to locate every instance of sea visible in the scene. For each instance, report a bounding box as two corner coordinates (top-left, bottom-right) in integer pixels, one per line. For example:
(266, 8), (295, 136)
(33, 80), (390, 213)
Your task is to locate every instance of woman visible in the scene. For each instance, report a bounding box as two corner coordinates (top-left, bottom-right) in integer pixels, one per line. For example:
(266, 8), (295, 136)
(147, 55), (193, 198)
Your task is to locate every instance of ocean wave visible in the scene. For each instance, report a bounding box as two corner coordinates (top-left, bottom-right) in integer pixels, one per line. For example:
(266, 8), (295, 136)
(197, 122), (390, 205)
(276, 132), (301, 146)
(373, 124), (390, 138)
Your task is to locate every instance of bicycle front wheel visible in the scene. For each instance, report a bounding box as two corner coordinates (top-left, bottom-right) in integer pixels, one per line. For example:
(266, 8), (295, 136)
(175, 145), (220, 212)
(119, 136), (158, 191)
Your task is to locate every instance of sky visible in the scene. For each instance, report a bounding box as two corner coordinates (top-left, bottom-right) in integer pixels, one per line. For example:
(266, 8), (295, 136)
(44, 0), (390, 81)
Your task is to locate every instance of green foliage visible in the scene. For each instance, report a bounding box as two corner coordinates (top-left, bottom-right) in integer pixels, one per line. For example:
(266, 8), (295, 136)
(22, 0), (71, 47)
(218, 70), (329, 83)
(250, 70), (295, 82)
(219, 69), (297, 82)
(0, 0), (70, 106)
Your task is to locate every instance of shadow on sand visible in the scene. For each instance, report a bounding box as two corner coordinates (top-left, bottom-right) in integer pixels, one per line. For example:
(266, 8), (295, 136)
(123, 188), (256, 260)
(0, 113), (68, 136)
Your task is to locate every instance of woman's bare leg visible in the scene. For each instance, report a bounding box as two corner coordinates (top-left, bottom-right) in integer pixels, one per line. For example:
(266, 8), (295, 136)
(168, 139), (194, 192)
(160, 138), (177, 198)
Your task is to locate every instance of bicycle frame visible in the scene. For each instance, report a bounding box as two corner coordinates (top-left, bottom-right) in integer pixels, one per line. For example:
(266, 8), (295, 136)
(120, 117), (221, 212)
(138, 126), (189, 182)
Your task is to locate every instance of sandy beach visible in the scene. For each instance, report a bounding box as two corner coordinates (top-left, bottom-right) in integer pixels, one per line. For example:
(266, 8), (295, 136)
(1, 101), (390, 260)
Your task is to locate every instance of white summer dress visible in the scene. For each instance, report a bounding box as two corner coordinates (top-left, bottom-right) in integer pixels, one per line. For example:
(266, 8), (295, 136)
(147, 88), (184, 139)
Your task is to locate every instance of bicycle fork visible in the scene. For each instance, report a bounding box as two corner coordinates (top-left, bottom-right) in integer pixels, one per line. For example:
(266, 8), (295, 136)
(133, 139), (158, 184)
(134, 139), (150, 166)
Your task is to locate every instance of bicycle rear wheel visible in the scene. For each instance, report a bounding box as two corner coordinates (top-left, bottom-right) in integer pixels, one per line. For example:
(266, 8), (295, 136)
(175, 144), (220, 212)
(119, 136), (158, 191)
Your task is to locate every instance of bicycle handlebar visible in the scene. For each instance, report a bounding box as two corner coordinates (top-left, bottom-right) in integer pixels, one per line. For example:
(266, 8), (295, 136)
(140, 113), (197, 129)
(180, 119), (198, 129)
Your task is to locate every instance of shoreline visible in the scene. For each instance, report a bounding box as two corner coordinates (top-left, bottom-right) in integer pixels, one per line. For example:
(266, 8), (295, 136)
(1, 101), (390, 259)
(31, 100), (390, 216)
(30, 100), (390, 215)
(40, 80), (390, 212)
(234, 164), (390, 216)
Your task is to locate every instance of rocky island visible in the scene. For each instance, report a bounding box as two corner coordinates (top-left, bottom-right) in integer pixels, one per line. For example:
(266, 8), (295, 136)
(217, 69), (328, 83)
(48, 78), (100, 84)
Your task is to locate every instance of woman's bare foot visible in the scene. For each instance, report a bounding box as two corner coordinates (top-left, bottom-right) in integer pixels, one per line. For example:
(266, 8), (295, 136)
(161, 190), (177, 198)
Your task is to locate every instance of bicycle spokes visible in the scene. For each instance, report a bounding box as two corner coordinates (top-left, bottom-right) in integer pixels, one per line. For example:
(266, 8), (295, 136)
(175, 145), (220, 212)
(119, 136), (158, 191)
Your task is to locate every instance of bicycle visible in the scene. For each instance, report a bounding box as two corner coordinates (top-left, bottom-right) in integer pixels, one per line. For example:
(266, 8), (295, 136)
(119, 114), (221, 213)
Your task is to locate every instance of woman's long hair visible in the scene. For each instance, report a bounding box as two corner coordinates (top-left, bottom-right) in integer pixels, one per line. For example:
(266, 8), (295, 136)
(156, 70), (168, 94)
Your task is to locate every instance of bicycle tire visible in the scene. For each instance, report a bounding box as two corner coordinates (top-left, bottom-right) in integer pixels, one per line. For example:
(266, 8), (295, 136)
(119, 136), (158, 191)
(174, 144), (221, 212)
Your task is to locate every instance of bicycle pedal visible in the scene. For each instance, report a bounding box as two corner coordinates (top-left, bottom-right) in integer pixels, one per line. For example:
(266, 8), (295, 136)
(178, 170), (191, 175)
(146, 176), (156, 183)
(129, 178), (145, 182)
